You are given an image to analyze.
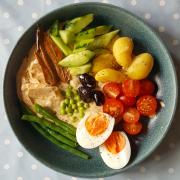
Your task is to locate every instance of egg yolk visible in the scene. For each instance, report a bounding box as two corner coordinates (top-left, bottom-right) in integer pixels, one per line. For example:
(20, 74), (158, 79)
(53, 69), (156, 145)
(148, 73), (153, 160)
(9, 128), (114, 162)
(85, 114), (109, 136)
(105, 132), (126, 154)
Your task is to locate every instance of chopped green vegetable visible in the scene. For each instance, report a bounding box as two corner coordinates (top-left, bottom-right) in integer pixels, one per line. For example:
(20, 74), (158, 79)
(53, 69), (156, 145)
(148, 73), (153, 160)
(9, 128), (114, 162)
(50, 35), (72, 56)
(21, 115), (77, 142)
(75, 28), (95, 41)
(95, 25), (112, 36)
(74, 39), (94, 51)
(49, 20), (59, 37)
(32, 123), (90, 159)
(69, 63), (92, 75)
(88, 30), (119, 50)
(58, 50), (95, 67)
(59, 30), (75, 44)
(65, 14), (94, 33)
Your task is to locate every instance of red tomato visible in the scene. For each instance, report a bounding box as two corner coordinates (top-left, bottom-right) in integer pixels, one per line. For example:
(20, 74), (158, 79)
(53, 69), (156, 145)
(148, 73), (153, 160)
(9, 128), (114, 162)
(103, 82), (122, 98)
(137, 95), (157, 116)
(119, 96), (136, 107)
(123, 107), (140, 123)
(122, 79), (140, 97)
(123, 122), (142, 135)
(140, 80), (155, 95)
(103, 98), (124, 123)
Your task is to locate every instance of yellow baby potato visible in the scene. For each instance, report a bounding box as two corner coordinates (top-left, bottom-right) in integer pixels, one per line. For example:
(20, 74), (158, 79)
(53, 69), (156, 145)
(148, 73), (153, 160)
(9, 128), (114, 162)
(127, 53), (154, 80)
(95, 68), (127, 83)
(92, 53), (119, 74)
(113, 37), (134, 68)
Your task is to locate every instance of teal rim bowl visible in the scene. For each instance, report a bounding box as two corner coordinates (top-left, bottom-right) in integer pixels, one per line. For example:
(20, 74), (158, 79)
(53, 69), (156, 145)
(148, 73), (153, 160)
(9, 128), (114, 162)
(3, 2), (178, 178)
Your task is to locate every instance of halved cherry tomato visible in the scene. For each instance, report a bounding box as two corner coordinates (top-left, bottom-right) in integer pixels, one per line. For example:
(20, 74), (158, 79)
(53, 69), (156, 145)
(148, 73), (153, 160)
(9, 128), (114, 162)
(123, 122), (142, 135)
(119, 96), (136, 107)
(123, 107), (140, 123)
(137, 95), (157, 116)
(103, 82), (122, 98)
(122, 79), (140, 97)
(103, 98), (124, 123)
(139, 80), (155, 95)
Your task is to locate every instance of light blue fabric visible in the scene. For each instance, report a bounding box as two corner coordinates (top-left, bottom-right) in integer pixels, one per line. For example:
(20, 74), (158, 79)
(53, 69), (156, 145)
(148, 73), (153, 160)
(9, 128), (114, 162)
(0, 0), (180, 180)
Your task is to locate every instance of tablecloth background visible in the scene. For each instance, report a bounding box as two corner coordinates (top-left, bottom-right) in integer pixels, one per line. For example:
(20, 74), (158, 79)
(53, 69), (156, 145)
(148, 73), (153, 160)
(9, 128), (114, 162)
(0, 0), (180, 180)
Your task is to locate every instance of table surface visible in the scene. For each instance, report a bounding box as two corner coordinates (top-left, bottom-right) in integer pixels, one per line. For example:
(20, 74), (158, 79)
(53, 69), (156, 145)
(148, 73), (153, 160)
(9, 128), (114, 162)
(0, 0), (180, 180)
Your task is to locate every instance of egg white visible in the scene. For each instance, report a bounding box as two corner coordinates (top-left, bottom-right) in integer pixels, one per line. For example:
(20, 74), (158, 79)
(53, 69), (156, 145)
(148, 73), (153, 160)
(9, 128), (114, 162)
(76, 113), (115, 149)
(99, 131), (131, 169)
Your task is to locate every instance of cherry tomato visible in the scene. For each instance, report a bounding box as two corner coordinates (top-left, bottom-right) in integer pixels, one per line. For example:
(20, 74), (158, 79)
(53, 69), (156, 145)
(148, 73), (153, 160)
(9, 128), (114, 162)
(103, 82), (122, 98)
(123, 107), (140, 123)
(119, 96), (136, 107)
(123, 122), (142, 135)
(137, 95), (157, 116)
(139, 80), (155, 95)
(103, 98), (124, 123)
(122, 79), (140, 97)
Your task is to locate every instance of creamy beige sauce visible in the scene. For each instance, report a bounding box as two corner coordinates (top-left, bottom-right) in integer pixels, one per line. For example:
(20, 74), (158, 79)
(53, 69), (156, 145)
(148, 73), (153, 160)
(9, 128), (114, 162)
(17, 46), (102, 127)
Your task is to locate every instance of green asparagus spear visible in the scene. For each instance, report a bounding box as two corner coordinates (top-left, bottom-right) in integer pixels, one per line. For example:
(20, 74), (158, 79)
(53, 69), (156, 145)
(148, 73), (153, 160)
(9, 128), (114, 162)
(21, 115), (77, 142)
(34, 104), (76, 135)
(31, 123), (90, 160)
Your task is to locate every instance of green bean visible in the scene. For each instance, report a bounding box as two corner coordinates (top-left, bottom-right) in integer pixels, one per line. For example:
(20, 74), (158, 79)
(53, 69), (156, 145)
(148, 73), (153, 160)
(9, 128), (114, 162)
(43, 127), (77, 147)
(34, 104), (76, 135)
(31, 123), (90, 160)
(21, 115), (77, 142)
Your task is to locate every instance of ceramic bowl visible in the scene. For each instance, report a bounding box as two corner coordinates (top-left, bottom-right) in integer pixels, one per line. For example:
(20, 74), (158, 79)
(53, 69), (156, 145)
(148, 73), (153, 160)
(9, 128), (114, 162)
(3, 2), (177, 178)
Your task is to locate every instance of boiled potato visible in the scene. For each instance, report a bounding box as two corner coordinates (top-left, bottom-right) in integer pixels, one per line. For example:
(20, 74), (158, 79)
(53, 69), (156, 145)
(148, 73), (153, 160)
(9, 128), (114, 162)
(113, 37), (134, 68)
(95, 68), (127, 83)
(127, 53), (154, 80)
(107, 35), (120, 51)
(92, 53), (120, 74)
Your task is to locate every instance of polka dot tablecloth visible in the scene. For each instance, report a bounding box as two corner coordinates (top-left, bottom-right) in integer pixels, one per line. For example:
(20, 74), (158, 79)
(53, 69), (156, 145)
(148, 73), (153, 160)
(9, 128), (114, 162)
(0, 0), (180, 180)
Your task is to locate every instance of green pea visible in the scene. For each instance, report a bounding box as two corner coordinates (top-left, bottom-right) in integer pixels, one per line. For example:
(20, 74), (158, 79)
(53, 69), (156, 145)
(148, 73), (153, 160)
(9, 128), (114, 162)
(70, 99), (75, 105)
(77, 102), (84, 107)
(74, 109), (78, 113)
(72, 104), (77, 110)
(79, 111), (85, 118)
(84, 103), (89, 108)
(78, 107), (84, 112)
(67, 106), (73, 113)
(60, 101), (66, 108)
(64, 98), (70, 104)
(75, 95), (81, 101)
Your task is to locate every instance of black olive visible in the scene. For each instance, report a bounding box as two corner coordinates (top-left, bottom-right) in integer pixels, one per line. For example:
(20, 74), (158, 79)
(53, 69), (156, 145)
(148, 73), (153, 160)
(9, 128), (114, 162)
(79, 73), (96, 89)
(78, 86), (93, 103)
(93, 90), (105, 106)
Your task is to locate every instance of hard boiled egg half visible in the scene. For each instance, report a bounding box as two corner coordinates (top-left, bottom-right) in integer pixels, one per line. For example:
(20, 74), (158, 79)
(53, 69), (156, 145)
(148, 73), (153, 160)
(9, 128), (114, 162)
(99, 131), (131, 169)
(76, 112), (115, 149)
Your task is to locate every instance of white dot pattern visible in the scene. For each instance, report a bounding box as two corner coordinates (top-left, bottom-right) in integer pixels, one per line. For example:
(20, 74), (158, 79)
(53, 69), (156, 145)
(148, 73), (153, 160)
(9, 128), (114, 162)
(44, 177), (50, 180)
(17, 151), (24, 158)
(4, 139), (10, 145)
(131, 0), (137, 6)
(17, 177), (23, 180)
(168, 168), (175, 174)
(3, 164), (10, 170)
(45, 0), (52, 5)
(32, 12), (38, 19)
(17, 0), (24, 6)
(145, 13), (151, 19)
(17, 25), (24, 32)
(173, 13), (179, 20)
(159, 0), (166, 6)
(3, 12), (10, 18)
(31, 164), (38, 170)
